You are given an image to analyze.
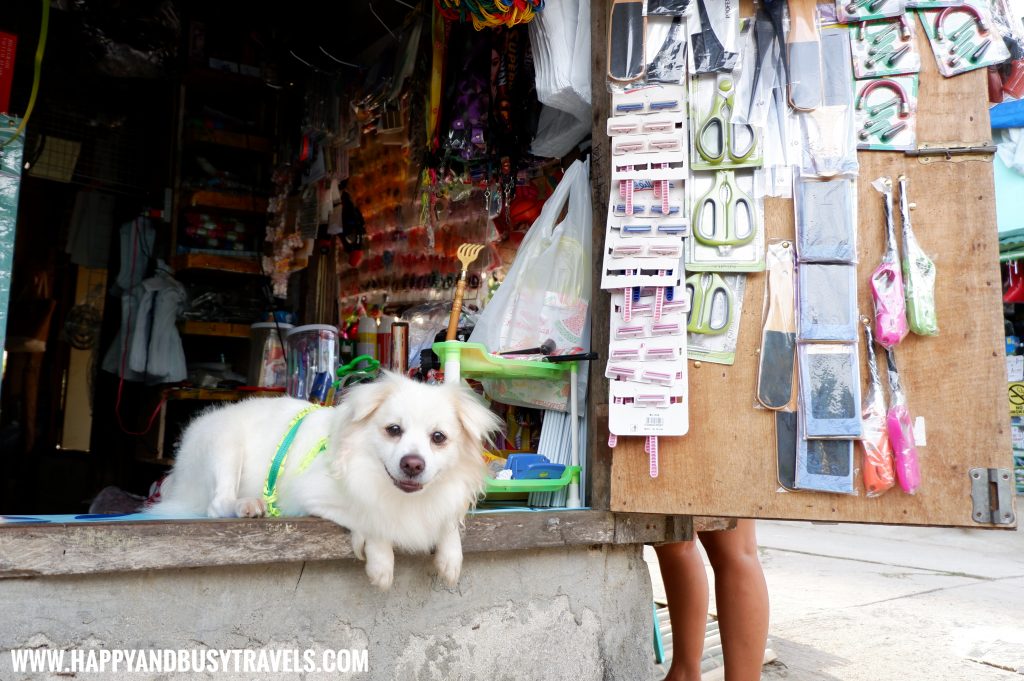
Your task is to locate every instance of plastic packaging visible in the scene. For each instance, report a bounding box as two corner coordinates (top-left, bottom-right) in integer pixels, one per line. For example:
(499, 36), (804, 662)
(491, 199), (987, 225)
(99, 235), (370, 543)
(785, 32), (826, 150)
(608, 0), (647, 86)
(690, 72), (763, 171)
(796, 416), (856, 494)
(860, 320), (896, 497)
(898, 175), (939, 336)
(688, 273), (746, 366)
(919, 1), (1011, 78)
(869, 177), (909, 348)
(687, 169), (766, 272)
(646, 0), (691, 15)
(248, 322), (293, 388)
(734, 13), (781, 129)
(854, 76), (919, 151)
(691, 0), (739, 73)
(798, 28), (859, 178)
(286, 324), (339, 403)
(884, 347), (922, 494)
(798, 343), (863, 439)
(795, 178), (858, 263)
(850, 16), (921, 78)
(646, 15), (689, 84)
(798, 263), (859, 342)
(836, 0), (906, 24)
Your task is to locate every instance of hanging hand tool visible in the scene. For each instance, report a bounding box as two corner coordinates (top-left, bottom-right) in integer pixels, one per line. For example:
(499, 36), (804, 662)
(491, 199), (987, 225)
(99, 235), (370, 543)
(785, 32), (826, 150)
(787, 0), (822, 110)
(757, 242), (796, 410)
(884, 346), (921, 494)
(897, 175), (938, 336)
(869, 177), (909, 348)
(860, 318), (896, 496)
(446, 243), (484, 341)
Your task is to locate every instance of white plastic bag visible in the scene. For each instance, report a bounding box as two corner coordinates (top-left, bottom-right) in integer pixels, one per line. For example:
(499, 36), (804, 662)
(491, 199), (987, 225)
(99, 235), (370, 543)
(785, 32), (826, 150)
(529, 0), (591, 158)
(469, 159), (592, 413)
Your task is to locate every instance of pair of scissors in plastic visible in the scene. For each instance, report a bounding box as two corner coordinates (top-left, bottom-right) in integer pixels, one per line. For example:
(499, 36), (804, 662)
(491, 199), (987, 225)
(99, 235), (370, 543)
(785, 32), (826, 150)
(686, 273), (734, 335)
(693, 170), (756, 250)
(695, 75), (757, 164)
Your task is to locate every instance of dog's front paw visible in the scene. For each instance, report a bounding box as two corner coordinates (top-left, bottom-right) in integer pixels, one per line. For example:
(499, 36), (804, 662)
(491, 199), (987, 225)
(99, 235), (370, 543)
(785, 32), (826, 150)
(365, 561), (394, 591)
(434, 549), (463, 588)
(364, 539), (395, 591)
(235, 498), (267, 518)
(351, 532), (366, 561)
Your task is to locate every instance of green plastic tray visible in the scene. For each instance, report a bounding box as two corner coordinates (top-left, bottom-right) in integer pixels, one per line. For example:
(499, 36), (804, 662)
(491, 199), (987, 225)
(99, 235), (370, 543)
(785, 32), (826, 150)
(432, 341), (570, 381)
(484, 466), (580, 494)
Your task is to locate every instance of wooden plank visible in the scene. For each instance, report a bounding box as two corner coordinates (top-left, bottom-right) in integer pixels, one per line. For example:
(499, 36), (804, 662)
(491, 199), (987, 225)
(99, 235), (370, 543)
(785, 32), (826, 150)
(178, 320), (251, 338)
(170, 252), (262, 275)
(610, 30), (1012, 527)
(0, 511), (676, 579)
(161, 387), (282, 402)
(588, 0), (613, 511)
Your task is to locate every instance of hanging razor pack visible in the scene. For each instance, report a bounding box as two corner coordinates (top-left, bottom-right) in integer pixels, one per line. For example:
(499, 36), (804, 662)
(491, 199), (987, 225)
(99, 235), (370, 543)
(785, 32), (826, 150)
(687, 169), (766, 272)
(836, 0), (906, 24)
(850, 15), (921, 78)
(611, 85), (689, 180)
(854, 75), (919, 151)
(920, 2), (1011, 77)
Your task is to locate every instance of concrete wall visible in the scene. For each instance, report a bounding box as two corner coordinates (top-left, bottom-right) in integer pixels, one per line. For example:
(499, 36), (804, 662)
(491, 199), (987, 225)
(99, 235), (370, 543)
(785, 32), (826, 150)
(0, 544), (656, 681)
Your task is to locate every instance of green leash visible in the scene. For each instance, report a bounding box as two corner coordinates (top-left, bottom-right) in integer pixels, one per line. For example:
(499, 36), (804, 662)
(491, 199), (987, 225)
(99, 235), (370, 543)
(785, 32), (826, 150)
(263, 405), (328, 517)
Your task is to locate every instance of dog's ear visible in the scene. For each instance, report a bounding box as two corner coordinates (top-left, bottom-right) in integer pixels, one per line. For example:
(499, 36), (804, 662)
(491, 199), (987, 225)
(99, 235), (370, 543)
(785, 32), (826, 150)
(340, 372), (401, 423)
(450, 385), (503, 450)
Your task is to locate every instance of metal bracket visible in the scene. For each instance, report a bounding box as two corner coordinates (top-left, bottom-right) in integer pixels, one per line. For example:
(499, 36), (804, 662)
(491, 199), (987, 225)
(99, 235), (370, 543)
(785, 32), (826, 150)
(969, 468), (1016, 525)
(905, 144), (996, 164)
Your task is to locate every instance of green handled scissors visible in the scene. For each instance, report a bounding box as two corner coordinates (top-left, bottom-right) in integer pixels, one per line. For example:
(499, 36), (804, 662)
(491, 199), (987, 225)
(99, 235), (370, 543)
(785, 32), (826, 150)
(693, 169), (756, 249)
(686, 273), (734, 335)
(695, 75), (757, 165)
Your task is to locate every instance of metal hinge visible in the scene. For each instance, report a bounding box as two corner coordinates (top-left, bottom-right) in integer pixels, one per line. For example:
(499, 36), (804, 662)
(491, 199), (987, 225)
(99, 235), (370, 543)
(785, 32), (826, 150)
(905, 144), (996, 164)
(969, 468), (1016, 525)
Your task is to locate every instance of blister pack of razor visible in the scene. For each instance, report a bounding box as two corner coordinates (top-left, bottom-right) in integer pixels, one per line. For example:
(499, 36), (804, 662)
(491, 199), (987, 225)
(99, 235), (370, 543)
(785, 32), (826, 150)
(920, 1), (1011, 77)
(608, 178), (688, 235)
(686, 169), (766, 272)
(855, 75), (919, 150)
(612, 285), (691, 320)
(850, 15), (921, 78)
(602, 249), (684, 289)
(611, 84), (687, 116)
(608, 379), (689, 438)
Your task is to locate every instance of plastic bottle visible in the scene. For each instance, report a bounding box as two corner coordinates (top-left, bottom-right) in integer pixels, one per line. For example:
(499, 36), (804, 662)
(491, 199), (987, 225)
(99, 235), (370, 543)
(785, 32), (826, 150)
(357, 315), (378, 360)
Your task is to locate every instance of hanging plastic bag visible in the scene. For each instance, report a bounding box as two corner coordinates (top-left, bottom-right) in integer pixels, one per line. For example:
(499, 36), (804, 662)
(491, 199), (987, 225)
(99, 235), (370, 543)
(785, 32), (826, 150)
(529, 0), (590, 123)
(469, 159), (592, 413)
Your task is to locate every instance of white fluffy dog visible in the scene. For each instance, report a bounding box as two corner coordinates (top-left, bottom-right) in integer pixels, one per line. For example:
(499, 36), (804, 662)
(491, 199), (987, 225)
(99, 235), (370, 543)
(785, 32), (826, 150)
(149, 372), (501, 589)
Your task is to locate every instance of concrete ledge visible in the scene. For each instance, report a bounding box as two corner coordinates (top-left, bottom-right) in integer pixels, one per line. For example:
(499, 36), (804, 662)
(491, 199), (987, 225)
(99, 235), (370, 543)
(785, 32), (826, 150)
(0, 511), (693, 578)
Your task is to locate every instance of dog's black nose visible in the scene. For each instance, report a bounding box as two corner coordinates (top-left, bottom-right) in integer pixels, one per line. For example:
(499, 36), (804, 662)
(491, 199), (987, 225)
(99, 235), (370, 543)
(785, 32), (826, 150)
(400, 454), (425, 477)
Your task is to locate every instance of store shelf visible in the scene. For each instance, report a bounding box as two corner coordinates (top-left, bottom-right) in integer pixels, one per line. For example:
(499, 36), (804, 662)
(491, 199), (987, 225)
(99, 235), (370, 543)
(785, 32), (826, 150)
(186, 190), (268, 213)
(161, 387), (284, 402)
(185, 128), (272, 153)
(171, 253), (261, 275)
(178, 321), (251, 339)
(432, 341), (571, 381)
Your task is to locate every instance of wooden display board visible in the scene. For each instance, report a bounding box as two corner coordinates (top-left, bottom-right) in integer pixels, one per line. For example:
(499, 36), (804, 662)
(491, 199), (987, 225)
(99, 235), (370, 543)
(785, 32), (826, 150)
(590, 0), (1015, 527)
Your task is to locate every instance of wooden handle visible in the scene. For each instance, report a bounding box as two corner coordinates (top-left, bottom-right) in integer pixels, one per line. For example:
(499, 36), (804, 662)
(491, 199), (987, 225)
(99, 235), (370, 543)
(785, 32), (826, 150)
(787, 0), (822, 111)
(446, 277), (468, 341)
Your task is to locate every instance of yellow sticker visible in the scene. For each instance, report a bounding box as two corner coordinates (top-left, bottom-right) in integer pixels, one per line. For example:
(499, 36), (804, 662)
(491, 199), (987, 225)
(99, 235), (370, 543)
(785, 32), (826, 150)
(1009, 382), (1024, 416)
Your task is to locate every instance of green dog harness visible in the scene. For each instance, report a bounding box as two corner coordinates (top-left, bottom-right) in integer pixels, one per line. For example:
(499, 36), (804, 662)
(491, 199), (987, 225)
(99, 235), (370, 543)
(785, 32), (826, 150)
(262, 405), (329, 517)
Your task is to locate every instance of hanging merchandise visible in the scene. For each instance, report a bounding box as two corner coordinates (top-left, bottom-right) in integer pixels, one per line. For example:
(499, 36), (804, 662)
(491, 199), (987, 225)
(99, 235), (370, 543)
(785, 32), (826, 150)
(469, 159), (592, 414)
(795, 415), (856, 494)
(897, 175), (939, 336)
(795, 177), (858, 263)
(733, 10), (782, 128)
(991, 0), (1024, 99)
(799, 27), (858, 178)
(860, 319), (897, 497)
(798, 263), (859, 342)
(884, 346), (922, 494)
(646, 15), (688, 84)
(756, 242), (796, 409)
(850, 15), (921, 79)
(836, 0), (906, 25)
(687, 170), (765, 272)
(687, 273), (746, 365)
(798, 343), (863, 439)
(435, 0), (546, 30)
(608, 0), (647, 84)
(690, 0), (739, 73)
(787, 0), (823, 111)
(854, 76), (919, 151)
(690, 72), (763, 171)
(920, 2), (1011, 78)
(647, 0), (691, 16)
(869, 177), (909, 348)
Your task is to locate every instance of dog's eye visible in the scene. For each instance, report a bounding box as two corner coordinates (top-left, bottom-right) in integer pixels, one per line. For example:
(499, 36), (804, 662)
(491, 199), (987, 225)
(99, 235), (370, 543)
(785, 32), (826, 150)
(431, 431), (447, 445)
(385, 424), (402, 437)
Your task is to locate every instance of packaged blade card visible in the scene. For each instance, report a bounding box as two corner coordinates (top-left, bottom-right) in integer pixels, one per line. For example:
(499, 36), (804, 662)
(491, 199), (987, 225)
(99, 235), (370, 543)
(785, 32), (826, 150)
(798, 343), (863, 439)
(795, 415), (856, 494)
(795, 178), (858, 263)
(798, 263), (858, 341)
(691, 0), (739, 73)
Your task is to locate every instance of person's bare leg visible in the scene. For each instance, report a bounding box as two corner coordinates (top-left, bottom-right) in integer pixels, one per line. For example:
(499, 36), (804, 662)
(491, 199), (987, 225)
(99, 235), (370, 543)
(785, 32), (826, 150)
(654, 541), (709, 681)
(698, 520), (769, 681)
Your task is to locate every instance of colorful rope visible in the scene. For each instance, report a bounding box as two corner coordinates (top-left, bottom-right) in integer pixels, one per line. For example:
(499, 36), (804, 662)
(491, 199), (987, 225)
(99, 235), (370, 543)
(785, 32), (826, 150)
(435, 0), (545, 29)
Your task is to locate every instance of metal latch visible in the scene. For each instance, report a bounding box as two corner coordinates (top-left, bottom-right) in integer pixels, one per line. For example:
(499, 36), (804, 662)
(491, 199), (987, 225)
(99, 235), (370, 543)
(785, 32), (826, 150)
(969, 468), (1016, 525)
(905, 144), (996, 164)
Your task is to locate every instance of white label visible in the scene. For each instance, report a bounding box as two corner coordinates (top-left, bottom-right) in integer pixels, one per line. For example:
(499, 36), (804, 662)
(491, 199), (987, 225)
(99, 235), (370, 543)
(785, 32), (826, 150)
(1008, 355), (1024, 382)
(913, 417), (927, 447)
